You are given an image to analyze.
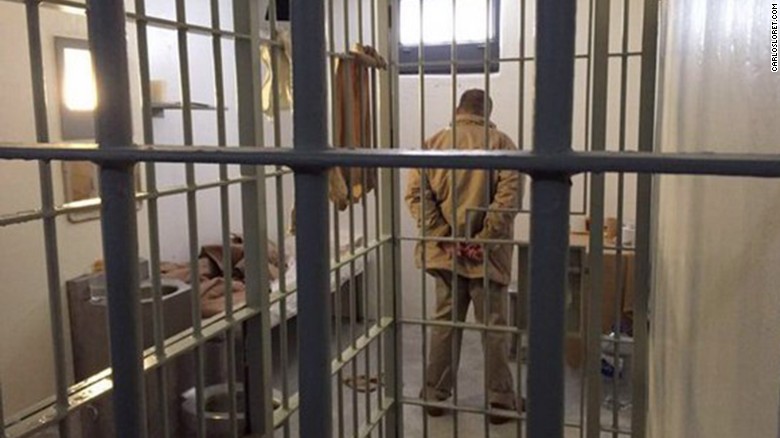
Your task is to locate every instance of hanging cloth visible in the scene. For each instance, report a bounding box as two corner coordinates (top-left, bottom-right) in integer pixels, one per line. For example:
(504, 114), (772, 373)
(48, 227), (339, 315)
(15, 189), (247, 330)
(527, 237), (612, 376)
(328, 44), (386, 211)
(260, 28), (293, 117)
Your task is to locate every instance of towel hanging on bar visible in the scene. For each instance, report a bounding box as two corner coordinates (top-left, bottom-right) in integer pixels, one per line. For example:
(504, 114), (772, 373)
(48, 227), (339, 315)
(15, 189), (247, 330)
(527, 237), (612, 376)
(328, 44), (387, 211)
(260, 29), (293, 117)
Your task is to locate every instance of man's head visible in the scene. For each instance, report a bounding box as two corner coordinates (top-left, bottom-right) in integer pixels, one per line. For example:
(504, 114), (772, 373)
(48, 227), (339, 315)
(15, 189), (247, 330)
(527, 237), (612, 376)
(457, 89), (493, 117)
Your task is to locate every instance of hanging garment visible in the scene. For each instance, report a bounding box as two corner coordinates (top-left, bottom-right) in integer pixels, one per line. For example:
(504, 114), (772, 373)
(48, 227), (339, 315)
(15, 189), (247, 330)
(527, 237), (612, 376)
(328, 44), (386, 211)
(260, 29), (293, 117)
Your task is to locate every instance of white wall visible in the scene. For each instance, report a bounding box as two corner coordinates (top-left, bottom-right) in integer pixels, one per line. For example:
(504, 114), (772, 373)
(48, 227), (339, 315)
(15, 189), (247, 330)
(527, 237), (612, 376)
(650, 1), (780, 437)
(0, 3), (150, 415)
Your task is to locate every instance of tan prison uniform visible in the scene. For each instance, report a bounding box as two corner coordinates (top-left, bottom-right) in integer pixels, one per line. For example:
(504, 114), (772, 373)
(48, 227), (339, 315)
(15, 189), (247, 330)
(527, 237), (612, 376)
(404, 113), (523, 408)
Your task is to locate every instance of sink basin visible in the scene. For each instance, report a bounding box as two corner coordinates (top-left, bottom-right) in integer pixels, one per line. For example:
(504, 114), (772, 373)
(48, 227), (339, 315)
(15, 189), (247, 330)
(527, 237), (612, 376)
(139, 280), (187, 303)
(88, 278), (187, 305)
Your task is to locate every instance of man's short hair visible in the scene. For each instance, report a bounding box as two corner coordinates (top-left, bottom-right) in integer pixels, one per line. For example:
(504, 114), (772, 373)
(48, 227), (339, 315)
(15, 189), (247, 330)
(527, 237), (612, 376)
(458, 89), (493, 117)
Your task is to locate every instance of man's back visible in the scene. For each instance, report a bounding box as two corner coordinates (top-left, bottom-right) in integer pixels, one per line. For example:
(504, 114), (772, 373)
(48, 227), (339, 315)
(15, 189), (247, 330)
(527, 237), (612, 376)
(405, 113), (522, 285)
(422, 114), (519, 240)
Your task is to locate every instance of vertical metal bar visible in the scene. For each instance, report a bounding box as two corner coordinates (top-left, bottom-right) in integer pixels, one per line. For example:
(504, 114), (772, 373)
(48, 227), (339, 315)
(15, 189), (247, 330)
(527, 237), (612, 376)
(135, 0), (172, 435)
(25, 3), (70, 437)
(633, 0), (660, 435)
(355, 0), (373, 421)
(209, 1), (239, 436)
(327, 0), (346, 435)
(611, 2), (631, 434)
(332, 82), (347, 438)
(349, 178), (359, 438)
(515, 244), (525, 438)
(342, 3), (361, 435)
(416, 1), (432, 435)
(579, 1), (596, 435)
(518, 0), (526, 152)
(333, 206), (346, 438)
(173, 2), (207, 436)
(266, 1), (292, 435)
(358, 0), (365, 43)
(517, 1), (527, 436)
(234, 0), (274, 434)
(447, 2), (461, 436)
(360, 81), (373, 438)
(370, 0), (384, 428)
(291, 0), (333, 435)
(87, 1), (146, 437)
(378, 0), (402, 434)
(527, 0), (577, 437)
(481, 0), (493, 433)
(585, 0), (610, 436)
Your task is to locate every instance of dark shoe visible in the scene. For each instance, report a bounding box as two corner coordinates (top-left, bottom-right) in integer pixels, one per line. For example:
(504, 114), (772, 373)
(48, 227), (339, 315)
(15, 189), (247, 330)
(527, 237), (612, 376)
(488, 398), (525, 425)
(488, 412), (514, 425)
(426, 405), (446, 417)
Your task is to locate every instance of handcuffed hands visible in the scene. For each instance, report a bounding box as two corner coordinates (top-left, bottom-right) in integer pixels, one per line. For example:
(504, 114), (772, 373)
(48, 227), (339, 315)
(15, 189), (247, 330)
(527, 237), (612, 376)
(441, 242), (484, 263)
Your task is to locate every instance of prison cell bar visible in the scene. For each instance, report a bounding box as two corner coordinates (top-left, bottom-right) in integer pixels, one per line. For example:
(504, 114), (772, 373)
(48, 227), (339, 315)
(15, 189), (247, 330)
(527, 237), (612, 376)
(325, 0), (347, 434)
(0, 175), (259, 228)
(482, 0), (493, 434)
(291, 0), (334, 436)
(6, 144), (780, 176)
(369, 0), (387, 434)
(448, 1), (463, 435)
(381, 1), (403, 435)
(518, 1), (529, 435)
(172, 0), (210, 435)
(233, 0), (276, 434)
(208, 0), (242, 436)
(527, 2), (577, 438)
(264, 0), (295, 434)
(342, 0), (363, 435)
(585, 0), (610, 436)
(633, 0), (662, 434)
(417, 0), (433, 435)
(134, 0), (172, 434)
(23, 2), (71, 437)
(87, 0), (147, 437)
(609, 0), (633, 434)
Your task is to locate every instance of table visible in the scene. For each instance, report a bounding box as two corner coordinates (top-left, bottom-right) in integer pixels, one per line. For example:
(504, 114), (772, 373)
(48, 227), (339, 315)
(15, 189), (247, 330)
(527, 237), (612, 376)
(508, 233), (636, 368)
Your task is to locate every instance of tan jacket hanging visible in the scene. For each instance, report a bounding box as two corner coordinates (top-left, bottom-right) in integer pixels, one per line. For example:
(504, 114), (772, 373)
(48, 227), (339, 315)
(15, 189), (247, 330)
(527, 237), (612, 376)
(328, 44), (385, 211)
(260, 29), (293, 117)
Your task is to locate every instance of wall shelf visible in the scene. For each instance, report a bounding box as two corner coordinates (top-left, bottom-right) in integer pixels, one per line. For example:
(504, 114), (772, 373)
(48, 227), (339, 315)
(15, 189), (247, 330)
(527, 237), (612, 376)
(151, 102), (224, 118)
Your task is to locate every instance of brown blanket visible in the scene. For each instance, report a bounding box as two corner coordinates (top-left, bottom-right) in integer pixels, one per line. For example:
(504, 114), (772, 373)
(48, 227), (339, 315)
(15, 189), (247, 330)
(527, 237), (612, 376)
(161, 235), (286, 318)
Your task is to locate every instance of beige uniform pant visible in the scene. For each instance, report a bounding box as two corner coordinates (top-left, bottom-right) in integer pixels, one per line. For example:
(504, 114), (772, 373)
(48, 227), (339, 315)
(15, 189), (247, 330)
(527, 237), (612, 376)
(423, 270), (516, 408)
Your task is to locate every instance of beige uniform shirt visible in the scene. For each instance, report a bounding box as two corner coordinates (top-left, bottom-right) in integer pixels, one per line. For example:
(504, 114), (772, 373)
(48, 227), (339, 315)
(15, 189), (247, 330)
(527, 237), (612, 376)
(405, 114), (523, 286)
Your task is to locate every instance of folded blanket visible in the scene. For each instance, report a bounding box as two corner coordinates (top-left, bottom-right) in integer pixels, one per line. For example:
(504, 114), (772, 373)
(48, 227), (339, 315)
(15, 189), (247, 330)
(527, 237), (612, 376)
(161, 235), (286, 318)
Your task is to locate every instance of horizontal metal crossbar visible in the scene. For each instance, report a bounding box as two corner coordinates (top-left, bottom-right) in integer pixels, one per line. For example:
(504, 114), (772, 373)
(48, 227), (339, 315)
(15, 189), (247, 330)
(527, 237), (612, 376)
(2, 143), (780, 177)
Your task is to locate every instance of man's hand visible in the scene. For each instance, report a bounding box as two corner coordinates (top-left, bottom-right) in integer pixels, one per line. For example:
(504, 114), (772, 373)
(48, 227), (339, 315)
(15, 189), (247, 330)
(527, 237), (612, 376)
(458, 243), (484, 263)
(441, 242), (458, 259)
(441, 242), (484, 263)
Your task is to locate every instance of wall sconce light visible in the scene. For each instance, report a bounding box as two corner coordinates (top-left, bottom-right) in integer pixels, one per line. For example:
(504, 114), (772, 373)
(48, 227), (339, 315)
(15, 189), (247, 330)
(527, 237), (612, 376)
(62, 46), (97, 112)
(56, 38), (96, 140)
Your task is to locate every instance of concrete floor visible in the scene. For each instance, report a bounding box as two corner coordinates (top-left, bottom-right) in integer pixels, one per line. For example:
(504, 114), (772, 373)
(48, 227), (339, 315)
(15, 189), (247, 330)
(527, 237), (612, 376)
(32, 317), (631, 437)
(270, 319), (632, 437)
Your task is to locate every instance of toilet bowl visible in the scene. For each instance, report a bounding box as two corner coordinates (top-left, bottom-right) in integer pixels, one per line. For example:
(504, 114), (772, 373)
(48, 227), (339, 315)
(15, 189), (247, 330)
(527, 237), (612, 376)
(182, 383), (281, 436)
